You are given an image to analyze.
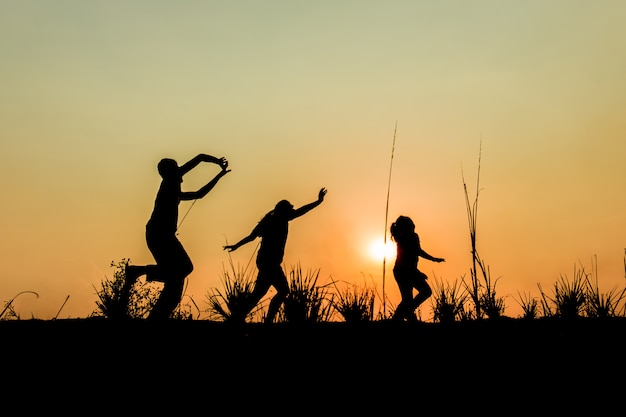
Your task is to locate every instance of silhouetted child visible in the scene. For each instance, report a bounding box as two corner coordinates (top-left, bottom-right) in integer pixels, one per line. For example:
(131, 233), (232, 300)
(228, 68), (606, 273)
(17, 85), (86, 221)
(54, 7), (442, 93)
(390, 215), (444, 322)
(124, 154), (230, 320)
(223, 187), (327, 324)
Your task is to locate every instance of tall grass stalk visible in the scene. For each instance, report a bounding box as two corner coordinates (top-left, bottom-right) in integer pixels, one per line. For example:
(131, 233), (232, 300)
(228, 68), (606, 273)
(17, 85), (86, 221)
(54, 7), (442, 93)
(381, 121), (398, 317)
(461, 141), (504, 319)
(462, 142), (482, 318)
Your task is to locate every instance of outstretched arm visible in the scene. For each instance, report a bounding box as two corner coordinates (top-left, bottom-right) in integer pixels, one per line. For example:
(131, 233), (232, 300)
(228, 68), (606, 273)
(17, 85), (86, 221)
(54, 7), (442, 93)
(420, 249), (445, 263)
(181, 165), (230, 201)
(179, 154), (228, 176)
(291, 187), (327, 219)
(223, 230), (257, 252)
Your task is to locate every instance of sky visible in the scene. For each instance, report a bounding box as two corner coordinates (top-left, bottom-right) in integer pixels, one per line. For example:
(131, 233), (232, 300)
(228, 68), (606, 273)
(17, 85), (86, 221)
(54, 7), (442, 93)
(1, 0), (625, 320)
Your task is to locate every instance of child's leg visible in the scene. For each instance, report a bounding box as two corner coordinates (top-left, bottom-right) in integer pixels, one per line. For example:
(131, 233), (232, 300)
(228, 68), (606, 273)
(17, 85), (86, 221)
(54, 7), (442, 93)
(412, 272), (432, 309)
(148, 277), (185, 320)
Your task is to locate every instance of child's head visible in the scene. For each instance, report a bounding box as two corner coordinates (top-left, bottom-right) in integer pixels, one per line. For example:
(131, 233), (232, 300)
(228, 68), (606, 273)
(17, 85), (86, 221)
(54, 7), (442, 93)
(274, 199), (294, 216)
(390, 215), (415, 240)
(157, 158), (180, 179)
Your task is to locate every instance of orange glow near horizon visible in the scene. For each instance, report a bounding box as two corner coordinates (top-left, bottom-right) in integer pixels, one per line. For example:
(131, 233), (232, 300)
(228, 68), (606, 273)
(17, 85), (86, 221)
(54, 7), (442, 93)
(368, 238), (397, 264)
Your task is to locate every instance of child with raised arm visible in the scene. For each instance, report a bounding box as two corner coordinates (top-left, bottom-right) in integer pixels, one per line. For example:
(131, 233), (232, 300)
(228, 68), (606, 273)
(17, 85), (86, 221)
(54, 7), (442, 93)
(224, 187), (327, 324)
(125, 154), (230, 320)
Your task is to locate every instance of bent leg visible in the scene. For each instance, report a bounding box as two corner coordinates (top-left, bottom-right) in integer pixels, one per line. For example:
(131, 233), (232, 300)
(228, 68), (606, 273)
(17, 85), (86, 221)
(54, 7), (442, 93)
(146, 230), (193, 319)
(392, 272), (414, 321)
(412, 271), (432, 310)
(245, 273), (272, 320)
(146, 230), (193, 283)
(265, 268), (289, 324)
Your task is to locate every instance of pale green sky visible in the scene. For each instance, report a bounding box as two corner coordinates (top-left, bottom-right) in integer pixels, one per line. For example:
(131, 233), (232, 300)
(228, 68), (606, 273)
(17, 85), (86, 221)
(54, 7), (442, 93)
(1, 0), (625, 319)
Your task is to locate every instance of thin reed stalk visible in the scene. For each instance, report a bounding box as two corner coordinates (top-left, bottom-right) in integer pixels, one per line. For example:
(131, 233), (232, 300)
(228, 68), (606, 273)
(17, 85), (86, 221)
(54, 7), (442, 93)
(382, 121), (397, 317)
(461, 140), (505, 319)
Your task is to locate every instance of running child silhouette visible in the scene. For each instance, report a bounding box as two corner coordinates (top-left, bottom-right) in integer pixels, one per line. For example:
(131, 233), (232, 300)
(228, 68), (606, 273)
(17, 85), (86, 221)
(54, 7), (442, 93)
(223, 187), (327, 324)
(124, 154), (230, 320)
(390, 215), (445, 322)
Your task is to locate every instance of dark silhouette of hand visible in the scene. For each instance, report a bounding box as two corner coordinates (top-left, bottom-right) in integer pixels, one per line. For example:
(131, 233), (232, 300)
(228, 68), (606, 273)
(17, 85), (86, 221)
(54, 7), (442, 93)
(318, 187), (327, 201)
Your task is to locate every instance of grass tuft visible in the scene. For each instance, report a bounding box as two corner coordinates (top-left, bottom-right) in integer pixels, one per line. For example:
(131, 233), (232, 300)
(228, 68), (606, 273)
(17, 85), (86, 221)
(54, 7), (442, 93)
(281, 263), (333, 324)
(331, 279), (376, 323)
(431, 275), (468, 323)
(515, 291), (539, 320)
(205, 260), (259, 323)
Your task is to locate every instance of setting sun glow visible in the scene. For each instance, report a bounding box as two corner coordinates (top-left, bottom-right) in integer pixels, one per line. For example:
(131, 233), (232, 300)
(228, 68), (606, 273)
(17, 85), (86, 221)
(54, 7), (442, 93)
(368, 238), (396, 263)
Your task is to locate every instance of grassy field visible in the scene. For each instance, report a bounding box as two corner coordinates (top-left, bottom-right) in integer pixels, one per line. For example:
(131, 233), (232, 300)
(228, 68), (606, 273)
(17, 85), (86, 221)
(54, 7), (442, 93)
(2, 317), (623, 414)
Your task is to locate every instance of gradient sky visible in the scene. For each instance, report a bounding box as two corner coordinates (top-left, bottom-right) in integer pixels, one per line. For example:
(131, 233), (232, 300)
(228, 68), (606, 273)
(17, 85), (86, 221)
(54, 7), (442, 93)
(1, 1), (625, 320)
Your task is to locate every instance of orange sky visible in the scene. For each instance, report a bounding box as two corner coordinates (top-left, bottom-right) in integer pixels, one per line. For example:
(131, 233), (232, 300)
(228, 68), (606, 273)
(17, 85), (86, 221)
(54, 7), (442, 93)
(1, 1), (625, 320)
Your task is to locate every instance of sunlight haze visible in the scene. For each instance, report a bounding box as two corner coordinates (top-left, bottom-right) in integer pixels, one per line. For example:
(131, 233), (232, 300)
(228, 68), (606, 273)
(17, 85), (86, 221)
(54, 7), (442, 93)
(1, 1), (625, 320)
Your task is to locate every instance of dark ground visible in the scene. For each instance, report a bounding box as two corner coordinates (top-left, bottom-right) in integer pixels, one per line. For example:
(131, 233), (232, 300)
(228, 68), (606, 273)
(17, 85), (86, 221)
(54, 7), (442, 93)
(1, 317), (624, 414)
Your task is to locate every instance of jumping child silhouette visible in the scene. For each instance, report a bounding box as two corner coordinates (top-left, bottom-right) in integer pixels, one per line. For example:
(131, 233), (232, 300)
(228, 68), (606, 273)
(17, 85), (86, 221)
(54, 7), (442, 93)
(223, 187), (327, 324)
(124, 154), (230, 320)
(390, 215), (445, 322)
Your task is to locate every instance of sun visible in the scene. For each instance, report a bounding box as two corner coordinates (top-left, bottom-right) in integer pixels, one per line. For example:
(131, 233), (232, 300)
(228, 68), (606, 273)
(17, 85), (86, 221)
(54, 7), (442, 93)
(368, 237), (396, 262)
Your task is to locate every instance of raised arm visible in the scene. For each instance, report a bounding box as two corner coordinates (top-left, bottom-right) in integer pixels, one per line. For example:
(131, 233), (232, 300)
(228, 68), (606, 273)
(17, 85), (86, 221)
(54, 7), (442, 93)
(223, 229), (257, 252)
(291, 187), (327, 219)
(179, 154), (228, 176)
(181, 165), (230, 201)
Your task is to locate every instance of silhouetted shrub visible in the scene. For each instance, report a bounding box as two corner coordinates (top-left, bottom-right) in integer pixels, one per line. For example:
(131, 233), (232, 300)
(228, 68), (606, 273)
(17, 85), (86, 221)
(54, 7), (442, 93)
(93, 258), (193, 320)
(431, 276), (468, 323)
(331, 281), (375, 323)
(205, 261), (259, 323)
(281, 264), (333, 323)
